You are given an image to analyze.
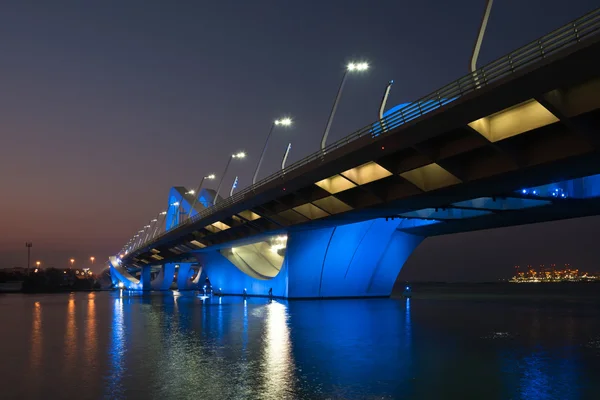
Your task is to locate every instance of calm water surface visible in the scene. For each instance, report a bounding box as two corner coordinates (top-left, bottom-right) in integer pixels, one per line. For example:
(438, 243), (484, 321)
(1, 289), (600, 399)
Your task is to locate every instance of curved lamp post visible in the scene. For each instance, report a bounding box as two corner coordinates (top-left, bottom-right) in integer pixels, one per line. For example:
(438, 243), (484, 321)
(252, 118), (292, 185)
(187, 174), (216, 220)
(321, 61), (369, 150)
(214, 152), (246, 205)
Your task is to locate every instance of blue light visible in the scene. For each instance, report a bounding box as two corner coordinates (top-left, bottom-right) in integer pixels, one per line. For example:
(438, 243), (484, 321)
(561, 193), (566, 198)
(521, 189), (528, 194)
(532, 190), (537, 195)
(405, 286), (409, 290)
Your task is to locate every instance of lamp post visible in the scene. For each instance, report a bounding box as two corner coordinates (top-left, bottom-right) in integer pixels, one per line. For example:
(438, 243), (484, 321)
(187, 174), (216, 220)
(70, 258), (75, 269)
(25, 242), (32, 273)
(281, 143), (292, 170)
(138, 225), (151, 247)
(321, 61), (369, 150)
(252, 118), (292, 185)
(470, 0), (494, 87)
(152, 211), (168, 239)
(174, 188), (197, 223)
(35, 261), (41, 271)
(168, 201), (180, 229)
(90, 256), (95, 266)
(143, 218), (158, 243)
(133, 229), (144, 249)
(130, 235), (139, 252)
(214, 152), (246, 205)
(378, 80), (394, 133)
(230, 176), (239, 196)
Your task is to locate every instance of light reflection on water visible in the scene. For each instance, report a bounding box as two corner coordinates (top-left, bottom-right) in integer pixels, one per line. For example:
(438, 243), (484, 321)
(63, 294), (76, 377)
(106, 293), (125, 399)
(30, 301), (42, 369)
(263, 301), (294, 398)
(2, 290), (600, 399)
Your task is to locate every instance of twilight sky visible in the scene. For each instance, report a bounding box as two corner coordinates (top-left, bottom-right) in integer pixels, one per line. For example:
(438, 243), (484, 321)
(1, 0), (599, 279)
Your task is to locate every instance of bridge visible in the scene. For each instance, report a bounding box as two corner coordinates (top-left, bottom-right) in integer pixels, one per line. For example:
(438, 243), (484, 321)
(110, 8), (600, 298)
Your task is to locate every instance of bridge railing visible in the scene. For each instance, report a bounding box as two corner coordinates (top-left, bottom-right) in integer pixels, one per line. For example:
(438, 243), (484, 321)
(129, 7), (600, 255)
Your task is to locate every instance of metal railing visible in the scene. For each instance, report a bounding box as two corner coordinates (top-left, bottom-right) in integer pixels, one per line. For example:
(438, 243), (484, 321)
(127, 7), (600, 255)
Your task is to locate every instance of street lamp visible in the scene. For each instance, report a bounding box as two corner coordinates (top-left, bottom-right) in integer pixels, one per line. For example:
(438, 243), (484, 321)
(70, 258), (75, 269)
(214, 152), (246, 205)
(143, 218), (159, 242)
(187, 174), (216, 220)
(90, 256), (95, 265)
(152, 211), (168, 239)
(36, 261), (41, 269)
(167, 201), (182, 229)
(252, 117), (293, 185)
(134, 228), (147, 248)
(25, 242), (32, 273)
(321, 61), (370, 150)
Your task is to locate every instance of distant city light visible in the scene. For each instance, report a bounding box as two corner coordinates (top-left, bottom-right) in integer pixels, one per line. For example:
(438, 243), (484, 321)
(510, 263), (598, 283)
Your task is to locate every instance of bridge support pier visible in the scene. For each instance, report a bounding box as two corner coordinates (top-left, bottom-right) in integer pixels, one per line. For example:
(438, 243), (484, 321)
(175, 263), (202, 291)
(194, 219), (424, 299)
(151, 263), (177, 290)
(141, 265), (152, 291)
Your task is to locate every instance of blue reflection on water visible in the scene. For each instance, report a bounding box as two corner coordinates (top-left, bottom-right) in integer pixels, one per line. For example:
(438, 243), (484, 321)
(106, 295), (125, 399)
(48, 290), (599, 399)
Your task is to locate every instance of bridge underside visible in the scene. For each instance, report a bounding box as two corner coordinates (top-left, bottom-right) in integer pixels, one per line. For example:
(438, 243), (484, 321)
(110, 171), (600, 297)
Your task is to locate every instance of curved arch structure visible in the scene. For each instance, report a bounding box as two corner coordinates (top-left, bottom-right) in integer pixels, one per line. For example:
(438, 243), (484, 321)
(176, 263), (202, 291)
(108, 256), (143, 290)
(220, 242), (284, 279)
(194, 218), (423, 298)
(109, 257), (188, 291)
(151, 263), (177, 290)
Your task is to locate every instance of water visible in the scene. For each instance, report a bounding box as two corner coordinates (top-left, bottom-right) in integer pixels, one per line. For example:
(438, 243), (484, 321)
(1, 288), (600, 399)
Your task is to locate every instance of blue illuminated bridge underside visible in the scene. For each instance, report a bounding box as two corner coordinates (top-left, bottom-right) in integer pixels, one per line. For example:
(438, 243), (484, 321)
(111, 9), (600, 298)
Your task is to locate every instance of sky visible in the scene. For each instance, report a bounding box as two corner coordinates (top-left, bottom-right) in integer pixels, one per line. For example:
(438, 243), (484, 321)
(1, 0), (599, 279)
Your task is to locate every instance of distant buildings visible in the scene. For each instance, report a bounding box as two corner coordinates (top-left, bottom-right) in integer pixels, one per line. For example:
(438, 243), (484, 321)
(509, 264), (599, 283)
